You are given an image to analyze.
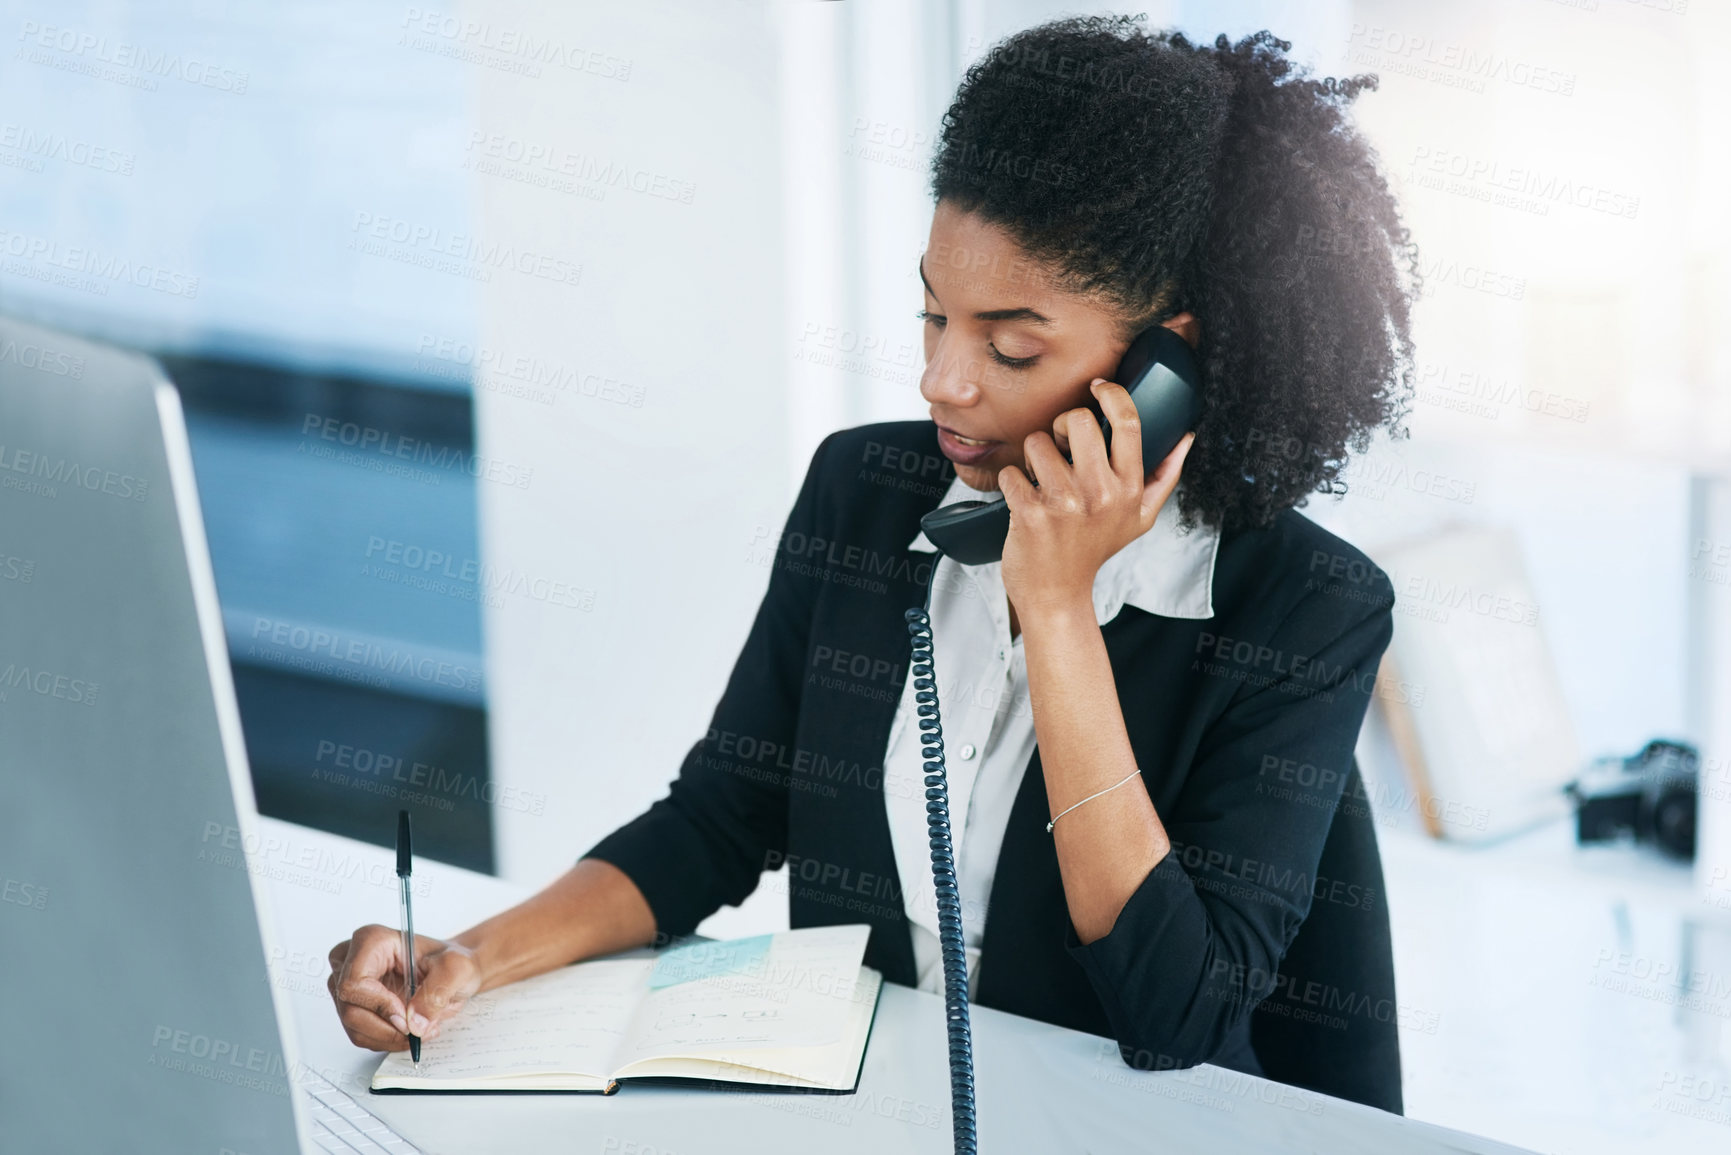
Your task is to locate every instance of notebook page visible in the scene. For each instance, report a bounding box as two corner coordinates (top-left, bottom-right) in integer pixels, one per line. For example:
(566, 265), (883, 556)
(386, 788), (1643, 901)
(371, 957), (652, 1086)
(612, 925), (870, 1069)
(615, 968), (882, 1088)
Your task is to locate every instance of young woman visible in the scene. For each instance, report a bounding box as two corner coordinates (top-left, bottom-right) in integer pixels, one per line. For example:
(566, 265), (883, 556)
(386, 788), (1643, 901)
(328, 19), (1418, 1104)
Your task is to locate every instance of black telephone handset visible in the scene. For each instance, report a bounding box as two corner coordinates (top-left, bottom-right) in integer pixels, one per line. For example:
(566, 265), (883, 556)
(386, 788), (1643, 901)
(918, 323), (1204, 565)
(905, 323), (1202, 1153)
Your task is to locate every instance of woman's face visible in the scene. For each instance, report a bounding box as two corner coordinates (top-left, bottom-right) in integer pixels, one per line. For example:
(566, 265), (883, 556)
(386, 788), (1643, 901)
(918, 200), (1138, 492)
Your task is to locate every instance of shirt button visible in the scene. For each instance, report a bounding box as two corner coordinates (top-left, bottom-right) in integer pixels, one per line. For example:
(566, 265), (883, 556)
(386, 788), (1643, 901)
(959, 744), (977, 760)
(997, 648), (1006, 660)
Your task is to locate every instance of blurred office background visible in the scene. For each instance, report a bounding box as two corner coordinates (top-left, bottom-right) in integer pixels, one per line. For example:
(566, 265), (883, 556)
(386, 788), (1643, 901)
(3, 0), (1729, 1151)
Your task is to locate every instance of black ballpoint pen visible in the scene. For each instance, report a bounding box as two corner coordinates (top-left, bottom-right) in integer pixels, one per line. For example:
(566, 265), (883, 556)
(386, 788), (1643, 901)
(396, 810), (420, 1068)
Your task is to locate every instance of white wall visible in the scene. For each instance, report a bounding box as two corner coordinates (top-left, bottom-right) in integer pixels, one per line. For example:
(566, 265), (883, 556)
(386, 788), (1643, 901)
(465, 0), (795, 893)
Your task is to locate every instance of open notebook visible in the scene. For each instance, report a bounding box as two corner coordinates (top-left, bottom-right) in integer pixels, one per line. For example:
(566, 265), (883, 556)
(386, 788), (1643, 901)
(371, 924), (882, 1095)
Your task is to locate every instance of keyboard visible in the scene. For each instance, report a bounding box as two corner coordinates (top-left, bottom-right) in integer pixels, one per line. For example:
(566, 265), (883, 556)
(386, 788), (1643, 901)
(299, 1068), (423, 1154)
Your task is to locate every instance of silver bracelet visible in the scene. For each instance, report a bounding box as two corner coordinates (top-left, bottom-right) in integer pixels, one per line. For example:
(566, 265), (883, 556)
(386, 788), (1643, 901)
(1046, 769), (1143, 833)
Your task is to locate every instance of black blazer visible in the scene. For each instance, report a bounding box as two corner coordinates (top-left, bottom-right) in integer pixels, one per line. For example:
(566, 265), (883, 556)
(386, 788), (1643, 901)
(587, 420), (1397, 1091)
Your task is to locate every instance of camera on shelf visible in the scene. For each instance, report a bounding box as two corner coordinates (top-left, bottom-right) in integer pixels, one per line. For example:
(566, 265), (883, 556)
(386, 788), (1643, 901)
(1566, 739), (1699, 861)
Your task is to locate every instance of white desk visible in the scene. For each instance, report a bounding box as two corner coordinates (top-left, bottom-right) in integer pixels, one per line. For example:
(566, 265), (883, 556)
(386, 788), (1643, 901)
(1378, 818), (1731, 1154)
(258, 816), (1536, 1155)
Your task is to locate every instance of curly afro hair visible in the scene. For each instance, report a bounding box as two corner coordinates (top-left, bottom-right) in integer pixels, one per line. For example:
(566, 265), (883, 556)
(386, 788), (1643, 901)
(929, 17), (1421, 532)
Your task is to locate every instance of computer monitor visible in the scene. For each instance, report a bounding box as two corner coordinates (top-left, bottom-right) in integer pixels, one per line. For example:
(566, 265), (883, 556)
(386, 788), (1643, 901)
(1, 314), (326, 1152)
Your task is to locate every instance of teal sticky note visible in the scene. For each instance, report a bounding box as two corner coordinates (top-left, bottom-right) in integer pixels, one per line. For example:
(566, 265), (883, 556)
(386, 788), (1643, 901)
(648, 933), (774, 989)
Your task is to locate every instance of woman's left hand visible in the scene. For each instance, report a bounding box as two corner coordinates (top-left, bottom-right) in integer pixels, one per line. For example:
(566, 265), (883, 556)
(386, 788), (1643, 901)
(998, 379), (1194, 620)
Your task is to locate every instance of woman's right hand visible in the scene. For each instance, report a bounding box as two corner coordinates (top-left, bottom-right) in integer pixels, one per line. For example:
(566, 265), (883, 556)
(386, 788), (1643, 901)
(327, 924), (483, 1051)
(325, 857), (658, 1051)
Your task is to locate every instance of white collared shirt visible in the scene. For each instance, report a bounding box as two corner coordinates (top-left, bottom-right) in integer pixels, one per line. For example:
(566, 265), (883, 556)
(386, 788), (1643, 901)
(883, 474), (1222, 995)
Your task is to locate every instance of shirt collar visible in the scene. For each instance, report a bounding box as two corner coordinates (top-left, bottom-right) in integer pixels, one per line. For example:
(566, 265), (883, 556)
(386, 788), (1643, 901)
(907, 475), (1219, 621)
